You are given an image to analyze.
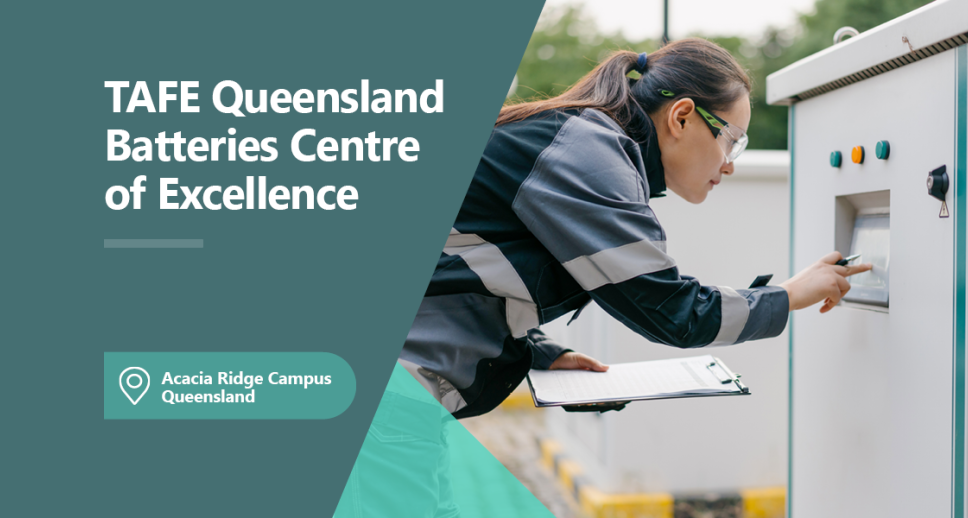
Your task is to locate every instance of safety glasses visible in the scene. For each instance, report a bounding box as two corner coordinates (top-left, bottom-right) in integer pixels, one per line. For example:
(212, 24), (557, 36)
(694, 105), (748, 164)
(657, 89), (748, 163)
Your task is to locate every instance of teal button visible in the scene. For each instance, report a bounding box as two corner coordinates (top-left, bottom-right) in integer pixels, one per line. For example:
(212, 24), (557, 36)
(830, 151), (842, 168)
(105, 352), (356, 419)
(875, 140), (890, 159)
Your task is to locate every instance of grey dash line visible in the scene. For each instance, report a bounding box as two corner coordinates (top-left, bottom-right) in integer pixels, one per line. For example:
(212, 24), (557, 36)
(104, 239), (203, 248)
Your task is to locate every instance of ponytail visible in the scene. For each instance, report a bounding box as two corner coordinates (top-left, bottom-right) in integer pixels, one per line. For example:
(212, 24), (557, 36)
(497, 38), (751, 134)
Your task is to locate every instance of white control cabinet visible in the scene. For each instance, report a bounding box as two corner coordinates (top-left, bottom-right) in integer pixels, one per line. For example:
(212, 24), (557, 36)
(768, 1), (968, 516)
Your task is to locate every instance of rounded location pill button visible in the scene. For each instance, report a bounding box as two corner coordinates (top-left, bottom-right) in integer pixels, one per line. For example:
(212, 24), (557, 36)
(830, 151), (842, 168)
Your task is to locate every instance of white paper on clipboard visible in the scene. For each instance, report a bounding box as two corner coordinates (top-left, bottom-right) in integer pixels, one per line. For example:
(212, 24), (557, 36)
(526, 355), (747, 407)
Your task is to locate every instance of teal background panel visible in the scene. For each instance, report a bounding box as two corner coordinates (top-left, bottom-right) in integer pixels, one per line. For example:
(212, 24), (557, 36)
(0, 0), (546, 516)
(333, 363), (556, 518)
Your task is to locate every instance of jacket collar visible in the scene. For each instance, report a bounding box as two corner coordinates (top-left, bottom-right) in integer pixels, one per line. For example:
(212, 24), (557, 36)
(626, 105), (667, 199)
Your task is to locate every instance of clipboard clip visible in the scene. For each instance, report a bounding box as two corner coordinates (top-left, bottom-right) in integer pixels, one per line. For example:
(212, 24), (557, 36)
(707, 358), (749, 394)
(706, 361), (733, 384)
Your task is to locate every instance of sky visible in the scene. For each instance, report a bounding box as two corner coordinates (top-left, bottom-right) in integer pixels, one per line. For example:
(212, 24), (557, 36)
(544, 0), (818, 40)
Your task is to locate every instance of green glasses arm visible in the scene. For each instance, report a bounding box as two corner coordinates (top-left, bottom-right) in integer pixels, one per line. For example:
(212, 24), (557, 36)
(694, 105), (726, 138)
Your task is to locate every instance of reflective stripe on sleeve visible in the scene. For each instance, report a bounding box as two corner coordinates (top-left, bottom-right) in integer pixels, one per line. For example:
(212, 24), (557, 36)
(708, 286), (750, 346)
(561, 238), (676, 291)
(442, 229), (486, 250)
(443, 228), (539, 338)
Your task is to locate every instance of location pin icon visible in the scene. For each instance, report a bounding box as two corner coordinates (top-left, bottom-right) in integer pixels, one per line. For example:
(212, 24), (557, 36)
(119, 367), (150, 405)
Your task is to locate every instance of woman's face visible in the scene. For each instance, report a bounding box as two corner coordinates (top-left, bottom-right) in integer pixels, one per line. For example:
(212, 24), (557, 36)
(651, 93), (751, 204)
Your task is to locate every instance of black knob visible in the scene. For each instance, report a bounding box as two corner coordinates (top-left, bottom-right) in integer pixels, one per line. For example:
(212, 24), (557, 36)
(928, 165), (948, 202)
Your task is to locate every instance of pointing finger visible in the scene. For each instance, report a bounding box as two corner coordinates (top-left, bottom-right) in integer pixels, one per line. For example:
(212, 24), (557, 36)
(834, 262), (873, 277)
(850, 262), (874, 276)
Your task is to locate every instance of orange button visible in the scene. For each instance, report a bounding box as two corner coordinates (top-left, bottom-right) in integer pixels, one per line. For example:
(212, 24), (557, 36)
(851, 146), (865, 164)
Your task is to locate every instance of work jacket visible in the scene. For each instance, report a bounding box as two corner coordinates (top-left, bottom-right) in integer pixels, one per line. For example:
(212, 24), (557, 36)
(399, 107), (789, 419)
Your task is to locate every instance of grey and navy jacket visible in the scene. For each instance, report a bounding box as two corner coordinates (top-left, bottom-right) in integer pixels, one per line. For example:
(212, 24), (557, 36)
(399, 107), (789, 419)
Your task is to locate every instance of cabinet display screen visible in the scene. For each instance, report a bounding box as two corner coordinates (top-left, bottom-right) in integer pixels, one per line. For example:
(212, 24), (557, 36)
(844, 214), (890, 307)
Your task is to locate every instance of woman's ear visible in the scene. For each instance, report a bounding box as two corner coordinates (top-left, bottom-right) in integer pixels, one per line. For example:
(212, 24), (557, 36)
(666, 98), (696, 138)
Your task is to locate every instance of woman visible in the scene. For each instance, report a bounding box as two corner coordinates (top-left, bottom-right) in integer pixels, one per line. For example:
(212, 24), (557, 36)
(399, 38), (872, 419)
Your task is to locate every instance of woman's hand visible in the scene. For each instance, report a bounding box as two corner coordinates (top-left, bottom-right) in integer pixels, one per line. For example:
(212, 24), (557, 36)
(549, 351), (609, 372)
(779, 251), (873, 314)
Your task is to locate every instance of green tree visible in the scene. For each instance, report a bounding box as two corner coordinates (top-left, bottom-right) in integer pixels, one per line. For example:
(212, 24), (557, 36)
(509, 5), (658, 102)
(512, 0), (933, 149)
(741, 0), (933, 148)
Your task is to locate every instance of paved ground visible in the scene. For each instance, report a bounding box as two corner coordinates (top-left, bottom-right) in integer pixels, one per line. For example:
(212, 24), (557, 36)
(461, 406), (749, 518)
(461, 407), (581, 518)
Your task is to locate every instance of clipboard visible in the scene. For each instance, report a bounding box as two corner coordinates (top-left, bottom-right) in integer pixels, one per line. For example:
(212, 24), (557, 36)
(525, 355), (749, 409)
